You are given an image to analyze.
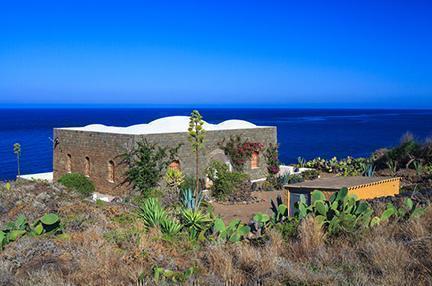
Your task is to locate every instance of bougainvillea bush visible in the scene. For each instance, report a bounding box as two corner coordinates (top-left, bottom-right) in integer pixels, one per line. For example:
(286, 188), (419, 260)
(218, 135), (264, 172)
(264, 143), (280, 184)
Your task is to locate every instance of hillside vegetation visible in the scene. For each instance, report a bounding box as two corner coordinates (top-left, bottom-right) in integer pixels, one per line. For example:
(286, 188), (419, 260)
(0, 179), (431, 285)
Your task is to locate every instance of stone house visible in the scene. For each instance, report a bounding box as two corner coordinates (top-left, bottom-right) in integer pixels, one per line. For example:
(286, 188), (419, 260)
(53, 116), (277, 196)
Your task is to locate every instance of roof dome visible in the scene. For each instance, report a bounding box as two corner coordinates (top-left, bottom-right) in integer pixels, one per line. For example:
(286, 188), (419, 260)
(63, 116), (264, 134)
(218, 120), (257, 129)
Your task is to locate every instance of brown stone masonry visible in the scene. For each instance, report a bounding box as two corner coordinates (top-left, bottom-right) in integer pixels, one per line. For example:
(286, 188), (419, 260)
(53, 127), (277, 196)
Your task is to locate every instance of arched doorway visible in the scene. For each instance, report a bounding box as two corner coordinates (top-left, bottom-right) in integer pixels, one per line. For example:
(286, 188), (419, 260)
(107, 160), (115, 183)
(208, 149), (232, 171)
(168, 160), (181, 171)
(251, 151), (260, 169)
(66, 154), (72, 173)
(84, 156), (91, 177)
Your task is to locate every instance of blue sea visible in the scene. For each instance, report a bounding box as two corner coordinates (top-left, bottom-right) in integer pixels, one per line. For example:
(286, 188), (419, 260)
(1, 108), (432, 180)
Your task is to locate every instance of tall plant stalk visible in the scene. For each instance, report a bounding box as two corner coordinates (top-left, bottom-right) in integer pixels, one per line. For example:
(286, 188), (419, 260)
(13, 143), (21, 178)
(188, 110), (206, 197)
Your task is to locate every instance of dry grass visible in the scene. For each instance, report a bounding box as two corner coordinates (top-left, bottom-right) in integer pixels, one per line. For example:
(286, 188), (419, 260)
(201, 235), (283, 285)
(288, 216), (326, 261)
(1, 181), (432, 285)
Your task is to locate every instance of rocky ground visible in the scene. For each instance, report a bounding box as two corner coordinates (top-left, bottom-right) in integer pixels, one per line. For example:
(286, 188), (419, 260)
(212, 190), (280, 223)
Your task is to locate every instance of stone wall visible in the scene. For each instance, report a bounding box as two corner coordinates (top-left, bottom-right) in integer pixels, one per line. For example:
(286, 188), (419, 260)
(53, 127), (277, 196)
(53, 129), (134, 196)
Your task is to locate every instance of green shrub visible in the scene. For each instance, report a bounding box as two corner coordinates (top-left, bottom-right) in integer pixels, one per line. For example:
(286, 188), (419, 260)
(371, 197), (425, 225)
(103, 228), (140, 247)
(127, 188), (163, 207)
(385, 132), (420, 168)
(301, 169), (320, 180)
(180, 175), (206, 193)
(151, 266), (196, 284)
(121, 139), (181, 193)
(274, 173), (304, 189)
(180, 175), (196, 191)
(58, 173), (95, 197)
(207, 160), (249, 200)
(373, 132), (432, 171)
(274, 218), (299, 239)
(302, 156), (375, 176)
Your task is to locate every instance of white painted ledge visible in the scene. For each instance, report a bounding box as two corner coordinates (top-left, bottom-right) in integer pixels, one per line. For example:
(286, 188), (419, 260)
(20, 172), (53, 182)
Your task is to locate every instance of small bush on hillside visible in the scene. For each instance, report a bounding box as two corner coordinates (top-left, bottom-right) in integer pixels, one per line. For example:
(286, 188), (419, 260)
(180, 175), (206, 193)
(129, 188), (163, 207)
(162, 168), (185, 206)
(385, 132), (420, 168)
(207, 160), (249, 200)
(273, 173), (304, 190)
(58, 173), (95, 197)
(374, 132), (432, 172)
(301, 169), (320, 180)
(303, 156), (368, 176)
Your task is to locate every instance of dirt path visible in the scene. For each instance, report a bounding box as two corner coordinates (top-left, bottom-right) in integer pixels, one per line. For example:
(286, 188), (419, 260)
(211, 190), (286, 223)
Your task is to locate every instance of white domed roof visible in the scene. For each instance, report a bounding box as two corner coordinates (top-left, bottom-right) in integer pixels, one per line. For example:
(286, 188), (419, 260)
(62, 115), (265, 134)
(218, 120), (258, 129)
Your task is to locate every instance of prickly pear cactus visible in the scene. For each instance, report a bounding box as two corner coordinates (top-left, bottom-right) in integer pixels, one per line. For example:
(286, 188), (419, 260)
(293, 188), (376, 235)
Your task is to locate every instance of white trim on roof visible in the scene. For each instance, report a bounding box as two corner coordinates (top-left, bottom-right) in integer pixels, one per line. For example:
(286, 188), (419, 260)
(59, 116), (268, 135)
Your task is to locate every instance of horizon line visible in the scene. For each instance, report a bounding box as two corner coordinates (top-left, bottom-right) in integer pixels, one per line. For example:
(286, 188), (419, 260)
(1, 104), (432, 110)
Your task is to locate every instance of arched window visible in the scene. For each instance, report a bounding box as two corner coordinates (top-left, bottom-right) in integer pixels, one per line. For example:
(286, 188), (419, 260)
(84, 156), (90, 177)
(251, 151), (259, 169)
(107, 160), (115, 183)
(66, 154), (72, 173)
(168, 160), (181, 171)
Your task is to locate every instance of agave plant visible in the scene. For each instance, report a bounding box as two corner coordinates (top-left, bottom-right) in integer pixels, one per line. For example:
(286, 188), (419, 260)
(138, 198), (185, 237)
(297, 156), (306, 168)
(159, 218), (183, 237)
(181, 209), (212, 239)
(361, 162), (376, 177)
(412, 160), (424, 176)
(386, 159), (398, 176)
(164, 168), (185, 190)
(180, 188), (203, 211)
(138, 198), (168, 228)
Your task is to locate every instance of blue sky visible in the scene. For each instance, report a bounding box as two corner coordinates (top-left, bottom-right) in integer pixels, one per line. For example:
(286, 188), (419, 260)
(1, 1), (431, 108)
